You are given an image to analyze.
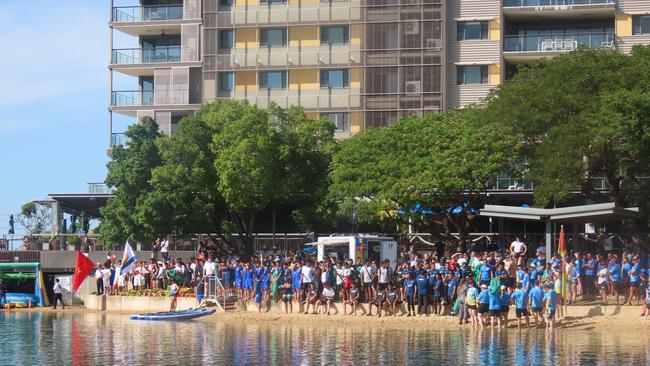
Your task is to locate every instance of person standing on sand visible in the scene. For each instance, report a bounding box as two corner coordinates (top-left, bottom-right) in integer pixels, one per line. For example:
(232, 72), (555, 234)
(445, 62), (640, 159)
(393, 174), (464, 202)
(543, 284), (558, 331)
(281, 282), (293, 314)
(404, 272), (416, 317)
(511, 282), (530, 329)
(254, 275), (264, 313)
(528, 282), (545, 328)
(52, 279), (65, 310)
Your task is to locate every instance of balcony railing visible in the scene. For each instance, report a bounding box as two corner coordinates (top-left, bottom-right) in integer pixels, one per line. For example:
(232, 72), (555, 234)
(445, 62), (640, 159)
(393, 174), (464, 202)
(217, 88), (364, 109)
(111, 133), (129, 147)
(504, 32), (614, 52)
(88, 183), (111, 194)
(217, 46), (362, 68)
(216, 4), (363, 26)
(111, 90), (154, 107)
(112, 46), (182, 65)
(112, 5), (183, 22)
(504, 0), (615, 6)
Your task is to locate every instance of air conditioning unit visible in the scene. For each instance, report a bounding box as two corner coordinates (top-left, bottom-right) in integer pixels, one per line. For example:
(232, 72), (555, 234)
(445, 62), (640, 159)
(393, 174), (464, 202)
(404, 21), (419, 35)
(425, 38), (441, 49)
(405, 80), (421, 94)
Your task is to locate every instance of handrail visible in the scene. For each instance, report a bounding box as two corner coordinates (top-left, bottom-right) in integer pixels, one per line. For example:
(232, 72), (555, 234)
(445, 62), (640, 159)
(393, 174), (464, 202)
(112, 5), (183, 23)
(504, 0), (615, 6)
(112, 46), (182, 65)
(503, 32), (614, 52)
(195, 275), (226, 311)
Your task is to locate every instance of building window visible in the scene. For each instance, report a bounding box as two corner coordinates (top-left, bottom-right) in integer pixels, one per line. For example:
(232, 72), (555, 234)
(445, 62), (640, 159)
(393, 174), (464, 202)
(261, 0), (287, 3)
(259, 71), (287, 89)
(457, 21), (489, 41)
(457, 65), (488, 85)
(260, 28), (287, 47)
(219, 0), (234, 6)
(219, 30), (234, 50)
(320, 69), (349, 88)
(322, 113), (349, 132)
(633, 15), (650, 35)
(218, 72), (234, 92)
(321, 26), (349, 45)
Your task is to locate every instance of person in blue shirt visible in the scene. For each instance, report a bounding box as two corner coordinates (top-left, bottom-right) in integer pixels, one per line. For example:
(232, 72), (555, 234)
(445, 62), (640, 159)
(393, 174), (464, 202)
(465, 281), (479, 328)
(291, 263), (302, 303)
(478, 260), (493, 287)
(499, 285), (511, 327)
(510, 282), (530, 329)
(521, 267), (531, 294)
(477, 284), (490, 329)
(432, 273), (443, 315)
(627, 257), (642, 306)
(488, 286), (503, 329)
(416, 271), (429, 316)
(584, 253), (596, 296)
(528, 282), (545, 328)
(404, 272), (417, 316)
(253, 275), (264, 313)
(446, 273), (458, 315)
(543, 284), (558, 331)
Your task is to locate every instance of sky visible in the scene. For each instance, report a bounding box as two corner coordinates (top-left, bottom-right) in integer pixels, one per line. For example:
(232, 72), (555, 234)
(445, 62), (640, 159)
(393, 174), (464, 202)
(0, 1), (111, 234)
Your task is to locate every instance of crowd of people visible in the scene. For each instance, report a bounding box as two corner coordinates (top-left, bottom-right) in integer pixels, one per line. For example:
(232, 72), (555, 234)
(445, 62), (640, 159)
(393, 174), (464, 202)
(92, 236), (650, 327)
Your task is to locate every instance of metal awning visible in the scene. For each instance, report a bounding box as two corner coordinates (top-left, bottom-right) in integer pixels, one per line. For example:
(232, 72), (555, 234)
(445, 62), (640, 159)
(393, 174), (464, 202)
(480, 202), (642, 223)
(48, 193), (112, 218)
(304, 240), (349, 247)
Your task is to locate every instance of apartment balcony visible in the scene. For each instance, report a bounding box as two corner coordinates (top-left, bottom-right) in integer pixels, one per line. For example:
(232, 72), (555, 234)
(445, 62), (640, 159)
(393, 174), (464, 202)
(110, 46), (201, 76)
(111, 133), (129, 147)
(216, 88), (362, 110)
(215, 3), (363, 27)
(503, 32), (615, 63)
(503, 0), (615, 21)
(216, 46), (362, 70)
(110, 89), (201, 116)
(111, 1), (201, 36)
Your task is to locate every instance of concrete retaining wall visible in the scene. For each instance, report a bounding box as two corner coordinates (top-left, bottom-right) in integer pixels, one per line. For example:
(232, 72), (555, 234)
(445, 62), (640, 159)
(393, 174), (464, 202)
(83, 295), (198, 312)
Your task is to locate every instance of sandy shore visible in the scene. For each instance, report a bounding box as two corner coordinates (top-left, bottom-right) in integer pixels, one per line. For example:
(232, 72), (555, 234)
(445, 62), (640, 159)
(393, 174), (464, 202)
(7, 303), (649, 332)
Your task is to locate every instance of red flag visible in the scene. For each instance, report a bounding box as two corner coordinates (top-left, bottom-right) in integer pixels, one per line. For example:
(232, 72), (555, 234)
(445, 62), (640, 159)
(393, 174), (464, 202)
(72, 251), (95, 293)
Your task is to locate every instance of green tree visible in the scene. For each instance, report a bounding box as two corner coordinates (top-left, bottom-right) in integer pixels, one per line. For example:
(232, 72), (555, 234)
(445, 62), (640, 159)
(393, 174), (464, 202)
(483, 47), (650, 230)
(138, 101), (335, 256)
(330, 110), (521, 250)
(17, 202), (52, 235)
(99, 117), (162, 245)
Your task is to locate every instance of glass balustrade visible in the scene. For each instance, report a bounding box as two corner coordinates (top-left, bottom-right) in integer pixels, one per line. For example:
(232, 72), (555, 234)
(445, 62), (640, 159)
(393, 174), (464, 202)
(112, 5), (183, 22)
(504, 32), (614, 52)
(112, 46), (182, 65)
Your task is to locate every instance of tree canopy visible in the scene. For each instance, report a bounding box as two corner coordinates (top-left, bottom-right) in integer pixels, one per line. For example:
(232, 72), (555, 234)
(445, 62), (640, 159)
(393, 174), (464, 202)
(131, 101), (335, 255)
(484, 47), (650, 212)
(329, 110), (521, 248)
(99, 117), (162, 244)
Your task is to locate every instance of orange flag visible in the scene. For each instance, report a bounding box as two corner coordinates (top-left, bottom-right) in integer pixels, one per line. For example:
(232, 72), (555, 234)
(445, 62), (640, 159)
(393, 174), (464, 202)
(72, 251), (95, 293)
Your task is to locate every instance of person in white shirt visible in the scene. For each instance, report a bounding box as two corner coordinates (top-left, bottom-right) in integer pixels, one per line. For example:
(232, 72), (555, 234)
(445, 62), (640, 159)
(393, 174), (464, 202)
(52, 279), (65, 309)
(510, 237), (527, 265)
(203, 257), (216, 295)
(300, 262), (314, 301)
(160, 237), (170, 256)
(94, 264), (104, 296)
(102, 266), (112, 295)
(597, 266), (609, 305)
(378, 260), (391, 287)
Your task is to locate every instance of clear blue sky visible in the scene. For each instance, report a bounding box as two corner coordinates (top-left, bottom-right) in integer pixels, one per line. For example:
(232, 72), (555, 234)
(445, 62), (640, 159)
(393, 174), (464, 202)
(0, 1), (110, 234)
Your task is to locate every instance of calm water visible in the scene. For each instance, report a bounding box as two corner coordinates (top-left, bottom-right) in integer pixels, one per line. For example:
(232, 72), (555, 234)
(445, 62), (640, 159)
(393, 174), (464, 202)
(1, 311), (648, 365)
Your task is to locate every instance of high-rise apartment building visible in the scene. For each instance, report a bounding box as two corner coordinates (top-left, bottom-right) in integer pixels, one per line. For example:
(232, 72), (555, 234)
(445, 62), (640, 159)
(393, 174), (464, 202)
(108, 0), (650, 145)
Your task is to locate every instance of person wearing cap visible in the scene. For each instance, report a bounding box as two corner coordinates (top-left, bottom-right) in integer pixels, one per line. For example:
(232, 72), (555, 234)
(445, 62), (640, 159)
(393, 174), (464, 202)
(477, 284), (489, 329)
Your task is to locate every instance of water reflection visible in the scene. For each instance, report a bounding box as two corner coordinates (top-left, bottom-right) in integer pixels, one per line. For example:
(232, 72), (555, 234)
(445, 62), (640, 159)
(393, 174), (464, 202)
(0, 312), (647, 365)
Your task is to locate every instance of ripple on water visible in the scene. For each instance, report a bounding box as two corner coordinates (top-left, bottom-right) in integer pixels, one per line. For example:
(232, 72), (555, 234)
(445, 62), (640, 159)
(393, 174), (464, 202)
(0, 312), (648, 365)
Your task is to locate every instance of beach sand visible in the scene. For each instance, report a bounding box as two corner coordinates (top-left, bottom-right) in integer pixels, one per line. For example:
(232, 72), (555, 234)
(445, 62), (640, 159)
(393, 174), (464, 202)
(9, 301), (648, 332)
